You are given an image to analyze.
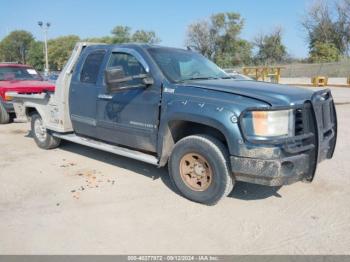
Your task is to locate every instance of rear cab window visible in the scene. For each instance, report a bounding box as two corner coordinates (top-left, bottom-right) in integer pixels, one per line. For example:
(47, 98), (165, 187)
(80, 50), (106, 84)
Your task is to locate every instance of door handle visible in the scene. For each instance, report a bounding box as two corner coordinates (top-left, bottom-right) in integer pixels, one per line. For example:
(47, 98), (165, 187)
(98, 94), (113, 100)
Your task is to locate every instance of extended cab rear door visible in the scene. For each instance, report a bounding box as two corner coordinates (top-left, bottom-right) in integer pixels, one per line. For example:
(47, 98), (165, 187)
(69, 48), (107, 137)
(95, 48), (161, 153)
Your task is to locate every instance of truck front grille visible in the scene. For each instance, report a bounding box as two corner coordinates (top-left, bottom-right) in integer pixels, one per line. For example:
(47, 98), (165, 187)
(294, 108), (304, 136)
(283, 102), (315, 155)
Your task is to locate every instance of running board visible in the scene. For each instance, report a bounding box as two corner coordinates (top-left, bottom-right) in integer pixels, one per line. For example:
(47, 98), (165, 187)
(53, 133), (158, 165)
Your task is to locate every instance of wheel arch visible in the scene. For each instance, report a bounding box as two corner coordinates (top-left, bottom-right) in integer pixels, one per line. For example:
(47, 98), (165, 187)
(24, 104), (45, 121)
(158, 113), (233, 167)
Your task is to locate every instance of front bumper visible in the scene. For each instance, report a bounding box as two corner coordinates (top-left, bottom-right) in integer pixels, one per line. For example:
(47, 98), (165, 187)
(231, 89), (337, 187)
(231, 154), (310, 186)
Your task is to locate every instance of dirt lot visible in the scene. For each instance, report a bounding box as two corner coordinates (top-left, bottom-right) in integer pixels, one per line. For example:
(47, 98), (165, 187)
(0, 96), (350, 255)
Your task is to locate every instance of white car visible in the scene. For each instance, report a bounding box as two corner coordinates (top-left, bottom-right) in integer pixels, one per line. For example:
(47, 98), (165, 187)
(224, 69), (253, 80)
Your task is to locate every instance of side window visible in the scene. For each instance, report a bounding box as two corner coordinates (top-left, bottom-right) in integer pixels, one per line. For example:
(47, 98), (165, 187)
(80, 50), (106, 84)
(107, 53), (146, 77)
(105, 52), (146, 93)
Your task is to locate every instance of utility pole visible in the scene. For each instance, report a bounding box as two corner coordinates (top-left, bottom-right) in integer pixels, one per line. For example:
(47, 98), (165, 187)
(38, 21), (51, 76)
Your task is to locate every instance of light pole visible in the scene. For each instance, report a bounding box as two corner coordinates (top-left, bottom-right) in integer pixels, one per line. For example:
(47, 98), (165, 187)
(38, 21), (51, 76)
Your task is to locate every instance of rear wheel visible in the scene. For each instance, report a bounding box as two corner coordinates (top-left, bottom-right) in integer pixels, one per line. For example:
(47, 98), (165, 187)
(31, 113), (61, 149)
(0, 102), (10, 124)
(168, 135), (234, 205)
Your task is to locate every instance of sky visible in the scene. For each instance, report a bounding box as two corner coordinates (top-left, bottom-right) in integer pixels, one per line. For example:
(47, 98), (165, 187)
(0, 0), (313, 58)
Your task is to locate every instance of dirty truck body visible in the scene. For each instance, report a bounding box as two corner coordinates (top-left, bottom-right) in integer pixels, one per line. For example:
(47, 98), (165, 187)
(11, 42), (337, 204)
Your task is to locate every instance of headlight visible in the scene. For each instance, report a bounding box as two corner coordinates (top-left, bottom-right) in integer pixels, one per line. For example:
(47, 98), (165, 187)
(241, 109), (294, 138)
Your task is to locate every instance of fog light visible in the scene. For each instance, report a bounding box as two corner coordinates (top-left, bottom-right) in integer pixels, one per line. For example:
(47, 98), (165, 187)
(281, 161), (294, 174)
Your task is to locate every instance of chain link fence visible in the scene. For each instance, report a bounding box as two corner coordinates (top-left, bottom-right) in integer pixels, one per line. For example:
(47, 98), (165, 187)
(279, 59), (350, 78)
(231, 59), (350, 78)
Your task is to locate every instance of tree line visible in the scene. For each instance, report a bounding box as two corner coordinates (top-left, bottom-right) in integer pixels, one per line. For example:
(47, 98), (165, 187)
(0, 0), (349, 71)
(0, 26), (160, 71)
(186, 0), (350, 67)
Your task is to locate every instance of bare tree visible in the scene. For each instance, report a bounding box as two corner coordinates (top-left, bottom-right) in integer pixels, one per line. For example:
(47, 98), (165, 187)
(301, 0), (350, 57)
(302, 1), (335, 47)
(336, 0), (350, 55)
(186, 20), (215, 58)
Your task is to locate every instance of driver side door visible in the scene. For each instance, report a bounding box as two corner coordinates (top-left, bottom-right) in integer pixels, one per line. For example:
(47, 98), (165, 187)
(95, 50), (161, 153)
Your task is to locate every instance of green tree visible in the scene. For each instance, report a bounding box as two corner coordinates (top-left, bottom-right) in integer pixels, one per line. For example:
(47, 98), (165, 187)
(132, 30), (160, 44)
(27, 41), (45, 71)
(215, 40), (252, 67)
(48, 35), (80, 71)
(84, 36), (113, 44)
(111, 26), (132, 43)
(309, 42), (341, 62)
(186, 12), (252, 67)
(0, 30), (34, 64)
(254, 28), (287, 65)
(110, 26), (161, 44)
(302, 0), (350, 59)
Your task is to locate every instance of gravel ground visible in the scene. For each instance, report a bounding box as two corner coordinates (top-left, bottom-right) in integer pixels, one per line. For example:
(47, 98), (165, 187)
(0, 91), (349, 255)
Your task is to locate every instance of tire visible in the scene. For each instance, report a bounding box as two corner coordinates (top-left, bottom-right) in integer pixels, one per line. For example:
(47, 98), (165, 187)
(31, 113), (61, 149)
(168, 135), (234, 205)
(0, 102), (10, 124)
(9, 113), (16, 123)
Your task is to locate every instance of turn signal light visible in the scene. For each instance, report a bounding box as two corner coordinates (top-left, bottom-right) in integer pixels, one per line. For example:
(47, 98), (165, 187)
(5, 94), (13, 101)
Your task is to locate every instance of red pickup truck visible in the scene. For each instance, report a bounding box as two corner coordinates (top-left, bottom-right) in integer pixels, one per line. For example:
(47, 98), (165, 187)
(0, 63), (55, 124)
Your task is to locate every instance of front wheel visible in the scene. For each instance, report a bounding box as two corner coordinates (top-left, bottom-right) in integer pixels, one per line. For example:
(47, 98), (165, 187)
(168, 135), (234, 205)
(31, 113), (61, 149)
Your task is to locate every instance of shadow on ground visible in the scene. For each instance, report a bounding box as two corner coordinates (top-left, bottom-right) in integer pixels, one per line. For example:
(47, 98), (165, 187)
(228, 182), (282, 200)
(26, 132), (282, 201)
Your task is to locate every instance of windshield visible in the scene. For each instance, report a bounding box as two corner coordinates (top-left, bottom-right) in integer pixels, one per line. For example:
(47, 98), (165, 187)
(0, 67), (43, 81)
(148, 48), (229, 83)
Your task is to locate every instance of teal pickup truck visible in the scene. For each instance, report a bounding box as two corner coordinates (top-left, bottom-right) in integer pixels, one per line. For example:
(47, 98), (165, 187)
(11, 43), (337, 205)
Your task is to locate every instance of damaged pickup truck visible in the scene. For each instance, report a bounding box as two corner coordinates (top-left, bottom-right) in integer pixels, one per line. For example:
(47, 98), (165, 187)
(11, 43), (337, 205)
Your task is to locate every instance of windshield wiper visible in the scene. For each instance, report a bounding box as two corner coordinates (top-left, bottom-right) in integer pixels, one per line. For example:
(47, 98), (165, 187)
(177, 76), (219, 83)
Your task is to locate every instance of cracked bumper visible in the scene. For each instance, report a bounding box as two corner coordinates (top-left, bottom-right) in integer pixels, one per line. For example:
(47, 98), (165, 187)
(230, 154), (311, 186)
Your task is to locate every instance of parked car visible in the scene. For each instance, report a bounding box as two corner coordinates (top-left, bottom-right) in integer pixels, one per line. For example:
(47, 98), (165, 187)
(224, 69), (253, 80)
(42, 72), (60, 84)
(11, 43), (337, 205)
(0, 63), (55, 124)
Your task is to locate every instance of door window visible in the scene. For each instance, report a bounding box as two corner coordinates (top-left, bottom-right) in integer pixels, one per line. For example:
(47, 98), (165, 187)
(106, 52), (146, 93)
(80, 50), (106, 84)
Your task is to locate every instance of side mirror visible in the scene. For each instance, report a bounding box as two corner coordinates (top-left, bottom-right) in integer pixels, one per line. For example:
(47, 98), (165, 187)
(142, 76), (154, 86)
(105, 66), (132, 89)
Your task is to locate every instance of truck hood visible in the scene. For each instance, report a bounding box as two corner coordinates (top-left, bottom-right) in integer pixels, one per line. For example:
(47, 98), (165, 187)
(179, 79), (314, 106)
(0, 80), (55, 97)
